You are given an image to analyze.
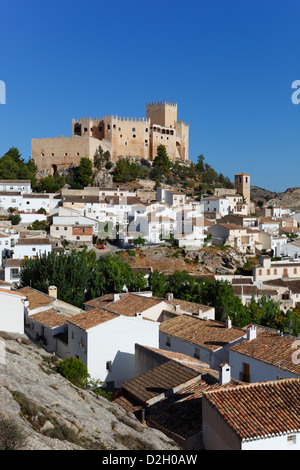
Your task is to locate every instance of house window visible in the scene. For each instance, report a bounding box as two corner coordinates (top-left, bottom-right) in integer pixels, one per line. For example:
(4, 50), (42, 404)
(194, 348), (200, 359)
(274, 269), (277, 275)
(166, 336), (171, 347)
(71, 331), (74, 339)
(294, 268), (297, 274)
(287, 435), (297, 445)
(106, 361), (112, 372)
(258, 269), (262, 276)
(267, 269), (270, 275)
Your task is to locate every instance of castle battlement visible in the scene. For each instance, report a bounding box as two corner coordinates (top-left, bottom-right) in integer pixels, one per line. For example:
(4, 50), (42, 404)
(35, 101), (189, 173)
(146, 100), (177, 108)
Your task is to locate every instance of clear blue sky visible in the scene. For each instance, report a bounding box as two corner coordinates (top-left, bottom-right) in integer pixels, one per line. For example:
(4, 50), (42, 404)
(0, 0), (300, 192)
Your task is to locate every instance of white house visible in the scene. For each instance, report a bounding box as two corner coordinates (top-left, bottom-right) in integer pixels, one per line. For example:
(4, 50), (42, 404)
(202, 378), (300, 450)
(229, 325), (300, 382)
(201, 196), (229, 218)
(159, 315), (246, 369)
(4, 259), (24, 285)
(156, 188), (186, 206)
(13, 237), (52, 260)
(50, 214), (97, 243)
(0, 288), (28, 334)
(0, 180), (31, 194)
(67, 307), (159, 387)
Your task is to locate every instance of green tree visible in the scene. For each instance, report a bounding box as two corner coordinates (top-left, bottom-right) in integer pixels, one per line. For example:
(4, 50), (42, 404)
(77, 158), (94, 187)
(152, 145), (171, 175)
(10, 213), (21, 225)
(128, 271), (148, 292)
(94, 145), (110, 170)
(148, 270), (167, 297)
(56, 357), (89, 388)
(113, 158), (139, 183)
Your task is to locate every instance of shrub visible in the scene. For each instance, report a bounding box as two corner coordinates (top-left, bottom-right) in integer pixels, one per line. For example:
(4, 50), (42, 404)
(0, 415), (26, 450)
(10, 213), (21, 225)
(56, 357), (89, 388)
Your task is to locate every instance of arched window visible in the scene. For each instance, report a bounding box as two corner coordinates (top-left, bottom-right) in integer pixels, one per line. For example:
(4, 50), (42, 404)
(259, 269), (262, 276)
(274, 269), (277, 275)
(294, 268), (297, 274)
(267, 269), (270, 275)
(283, 268), (288, 277)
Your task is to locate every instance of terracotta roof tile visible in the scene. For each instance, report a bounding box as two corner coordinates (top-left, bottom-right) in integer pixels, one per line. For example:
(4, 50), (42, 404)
(29, 309), (69, 328)
(18, 287), (54, 310)
(121, 361), (200, 404)
(203, 378), (300, 440)
(67, 307), (119, 330)
(159, 315), (246, 351)
(230, 331), (300, 376)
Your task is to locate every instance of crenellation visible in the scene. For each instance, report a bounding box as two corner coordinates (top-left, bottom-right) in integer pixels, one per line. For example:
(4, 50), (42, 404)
(32, 100), (189, 170)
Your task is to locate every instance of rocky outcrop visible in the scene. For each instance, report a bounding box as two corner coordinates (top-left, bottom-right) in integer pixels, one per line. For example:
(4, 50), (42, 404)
(182, 248), (247, 274)
(0, 332), (179, 451)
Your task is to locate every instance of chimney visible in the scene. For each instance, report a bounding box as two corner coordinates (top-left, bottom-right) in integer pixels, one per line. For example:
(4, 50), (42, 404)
(48, 286), (57, 299)
(226, 316), (232, 329)
(219, 363), (231, 386)
(165, 293), (174, 301)
(113, 293), (121, 302)
(247, 325), (257, 341)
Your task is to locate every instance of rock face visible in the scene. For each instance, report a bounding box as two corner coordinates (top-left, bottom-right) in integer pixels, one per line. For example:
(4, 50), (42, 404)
(182, 248), (247, 274)
(0, 333), (179, 451)
(267, 187), (300, 211)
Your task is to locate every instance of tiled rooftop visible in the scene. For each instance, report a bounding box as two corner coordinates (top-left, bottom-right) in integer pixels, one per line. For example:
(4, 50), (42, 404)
(67, 307), (119, 330)
(121, 360), (201, 405)
(160, 315), (246, 351)
(230, 331), (300, 376)
(29, 309), (70, 328)
(18, 287), (55, 310)
(90, 293), (164, 317)
(148, 375), (236, 440)
(203, 378), (300, 440)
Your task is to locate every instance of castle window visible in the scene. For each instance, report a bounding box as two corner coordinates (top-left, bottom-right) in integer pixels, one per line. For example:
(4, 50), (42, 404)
(52, 153), (54, 157)
(118, 127), (121, 131)
(41, 152), (44, 157)
(65, 153), (68, 156)
(99, 126), (102, 131)
(113, 124), (116, 129)
(170, 130), (174, 135)
(77, 152), (80, 156)
(132, 128), (135, 132)
(84, 128), (87, 132)
(133, 135), (136, 138)
(107, 125), (110, 130)
(120, 134), (122, 138)
(125, 142), (128, 146)
(145, 128), (148, 132)
(145, 140), (148, 144)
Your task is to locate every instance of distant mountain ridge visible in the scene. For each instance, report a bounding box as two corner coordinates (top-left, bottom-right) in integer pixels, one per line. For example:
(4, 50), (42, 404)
(251, 185), (300, 212)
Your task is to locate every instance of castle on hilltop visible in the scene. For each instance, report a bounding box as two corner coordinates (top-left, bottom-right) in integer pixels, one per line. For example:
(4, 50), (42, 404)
(31, 101), (189, 175)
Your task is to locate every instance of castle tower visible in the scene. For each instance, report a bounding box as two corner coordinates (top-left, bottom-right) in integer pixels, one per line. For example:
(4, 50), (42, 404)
(234, 172), (250, 205)
(146, 101), (177, 128)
